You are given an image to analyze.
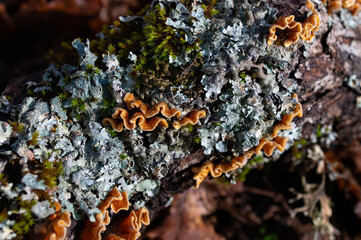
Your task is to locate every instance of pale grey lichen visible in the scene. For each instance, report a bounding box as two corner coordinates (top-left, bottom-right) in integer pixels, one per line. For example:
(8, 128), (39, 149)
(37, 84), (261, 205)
(340, 8), (361, 29)
(22, 173), (47, 191)
(357, 96), (361, 108)
(0, 220), (16, 240)
(0, 0), (307, 237)
(0, 121), (12, 146)
(345, 74), (361, 93)
(32, 201), (55, 219)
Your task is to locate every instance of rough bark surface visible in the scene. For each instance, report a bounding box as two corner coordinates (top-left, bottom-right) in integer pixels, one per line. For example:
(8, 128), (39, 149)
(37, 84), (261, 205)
(2, 1), (361, 239)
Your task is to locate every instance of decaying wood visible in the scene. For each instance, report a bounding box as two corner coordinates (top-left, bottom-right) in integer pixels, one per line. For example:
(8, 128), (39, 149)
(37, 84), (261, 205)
(3, 1), (361, 239)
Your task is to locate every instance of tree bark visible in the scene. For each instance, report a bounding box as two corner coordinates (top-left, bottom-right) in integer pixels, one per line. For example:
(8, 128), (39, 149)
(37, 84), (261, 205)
(3, 1), (361, 239)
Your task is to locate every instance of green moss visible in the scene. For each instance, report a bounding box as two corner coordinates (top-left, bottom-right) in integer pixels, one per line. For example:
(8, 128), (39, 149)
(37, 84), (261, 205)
(38, 160), (64, 188)
(258, 228), (279, 240)
(201, 0), (219, 18)
(63, 75), (70, 85)
(294, 152), (302, 159)
(47, 41), (79, 66)
(8, 121), (25, 134)
(236, 166), (251, 182)
(26, 89), (35, 97)
(28, 131), (40, 147)
(299, 139), (307, 146)
(107, 128), (118, 138)
(239, 71), (248, 82)
(0, 209), (7, 222)
(186, 124), (194, 132)
(100, 98), (116, 117)
(0, 173), (8, 185)
(316, 124), (323, 138)
(12, 198), (36, 236)
(236, 156), (264, 182)
(193, 137), (201, 144)
(90, 4), (202, 90)
(71, 97), (86, 113)
(58, 92), (69, 101)
(107, 44), (116, 54)
(252, 155), (264, 163)
(40, 89), (47, 97)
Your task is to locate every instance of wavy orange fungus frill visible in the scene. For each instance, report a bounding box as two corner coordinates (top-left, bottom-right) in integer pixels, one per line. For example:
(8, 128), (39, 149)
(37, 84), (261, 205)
(80, 188), (130, 240)
(103, 93), (206, 132)
(80, 188), (149, 240)
(105, 208), (150, 240)
(34, 202), (71, 240)
(322, 0), (361, 15)
(267, 0), (321, 47)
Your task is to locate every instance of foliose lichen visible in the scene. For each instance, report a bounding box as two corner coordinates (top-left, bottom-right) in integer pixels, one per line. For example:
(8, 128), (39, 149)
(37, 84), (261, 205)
(0, 0), (319, 238)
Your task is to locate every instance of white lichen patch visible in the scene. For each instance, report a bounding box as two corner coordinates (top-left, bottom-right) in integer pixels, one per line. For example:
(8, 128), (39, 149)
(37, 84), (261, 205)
(0, 0), (308, 237)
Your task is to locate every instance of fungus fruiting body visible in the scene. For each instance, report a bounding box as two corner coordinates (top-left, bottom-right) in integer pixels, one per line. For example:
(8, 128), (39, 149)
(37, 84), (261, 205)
(124, 93), (181, 118)
(80, 188), (130, 240)
(0, 0), (321, 238)
(172, 110), (207, 130)
(105, 207), (150, 240)
(80, 188), (149, 240)
(34, 203), (71, 240)
(103, 93), (206, 132)
(322, 0), (361, 15)
(267, 0), (321, 47)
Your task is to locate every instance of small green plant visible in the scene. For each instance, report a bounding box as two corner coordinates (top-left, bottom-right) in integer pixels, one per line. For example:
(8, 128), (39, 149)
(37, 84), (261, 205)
(236, 156), (264, 182)
(236, 166), (251, 182)
(107, 44), (116, 54)
(201, 0), (219, 18)
(28, 131), (40, 147)
(40, 89), (47, 97)
(194, 137), (201, 144)
(86, 64), (94, 73)
(71, 97), (86, 113)
(26, 89), (35, 97)
(8, 121), (25, 134)
(0, 173), (8, 186)
(316, 124), (323, 138)
(12, 198), (36, 236)
(90, 3), (202, 90)
(63, 75), (70, 85)
(38, 160), (64, 188)
(107, 128), (118, 138)
(100, 98), (116, 117)
(299, 139), (307, 146)
(240, 71), (247, 81)
(258, 227), (279, 240)
(58, 92), (69, 101)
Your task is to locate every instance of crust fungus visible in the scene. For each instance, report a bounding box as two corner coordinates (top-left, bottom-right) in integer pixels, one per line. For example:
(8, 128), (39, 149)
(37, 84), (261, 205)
(80, 188), (130, 240)
(192, 94), (303, 188)
(80, 188), (149, 240)
(172, 110), (207, 130)
(124, 93), (181, 118)
(103, 93), (206, 132)
(34, 203), (71, 240)
(267, 0), (321, 47)
(102, 110), (169, 132)
(322, 0), (361, 15)
(105, 207), (150, 240)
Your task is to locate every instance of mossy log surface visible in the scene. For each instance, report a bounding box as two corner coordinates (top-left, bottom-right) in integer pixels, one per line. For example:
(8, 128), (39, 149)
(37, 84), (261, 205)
(2, 1), (361, 239)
